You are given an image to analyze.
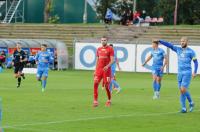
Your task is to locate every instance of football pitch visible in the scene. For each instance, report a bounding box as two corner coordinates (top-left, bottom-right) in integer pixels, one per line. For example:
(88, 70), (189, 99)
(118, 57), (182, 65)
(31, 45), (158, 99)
(1, 69), (200, 132)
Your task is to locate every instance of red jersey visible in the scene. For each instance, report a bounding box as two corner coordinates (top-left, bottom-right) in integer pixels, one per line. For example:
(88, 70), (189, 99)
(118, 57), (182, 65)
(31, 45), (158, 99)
(96, 45), (114, 70)
(133, 12), (141, 19)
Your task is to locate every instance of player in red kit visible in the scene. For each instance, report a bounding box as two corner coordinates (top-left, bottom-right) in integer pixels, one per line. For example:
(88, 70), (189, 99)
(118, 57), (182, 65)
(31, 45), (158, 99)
(93, 36), (114, 107)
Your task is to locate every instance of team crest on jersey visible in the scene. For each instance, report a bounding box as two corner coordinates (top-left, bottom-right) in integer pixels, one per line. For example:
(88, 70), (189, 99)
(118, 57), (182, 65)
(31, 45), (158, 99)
(100, 49), (108, 54)
(42, 54), (49, 57)
(180, 53), (185, 58)
(154, 51), (159, 54)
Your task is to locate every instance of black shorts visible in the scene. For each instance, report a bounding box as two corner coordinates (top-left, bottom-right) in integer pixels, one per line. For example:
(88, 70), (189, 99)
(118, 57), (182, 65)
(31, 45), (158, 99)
(14, 63), (24, 74)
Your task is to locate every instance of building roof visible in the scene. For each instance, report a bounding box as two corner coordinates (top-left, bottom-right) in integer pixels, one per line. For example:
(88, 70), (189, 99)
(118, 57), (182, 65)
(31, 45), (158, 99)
(0, 39), (65, 48)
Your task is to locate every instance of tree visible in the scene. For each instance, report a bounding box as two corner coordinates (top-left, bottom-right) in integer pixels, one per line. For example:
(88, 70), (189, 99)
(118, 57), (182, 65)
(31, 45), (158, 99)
(96, 0), (200, 24)
(112, 0), (133, 17)
(192, 0), (200, 24)
(44, 0), (52, 23)
(96, 0), (117, 20)
(137, 0), (157, 17)
(178, 0), (200, 24)
(153, 0), (200, 25)
(153, 0), (175, 24)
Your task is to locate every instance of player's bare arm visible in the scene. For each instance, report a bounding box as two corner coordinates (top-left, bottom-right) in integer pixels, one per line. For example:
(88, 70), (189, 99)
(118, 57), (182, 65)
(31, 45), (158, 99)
(103, 56), (114, 71)
(161, 55), (168, 71)
(116, 58), (121, 71)
(94, 57), (99, 75)
(142, 55), (152, 66)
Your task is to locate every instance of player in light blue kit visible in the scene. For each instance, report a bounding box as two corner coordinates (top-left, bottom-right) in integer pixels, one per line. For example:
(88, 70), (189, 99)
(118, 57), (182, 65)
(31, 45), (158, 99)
(158, 37), (198, 113)
(142, 40), (168, 99)
(35, 44), (53, 92)
(109, 44), (121, 94)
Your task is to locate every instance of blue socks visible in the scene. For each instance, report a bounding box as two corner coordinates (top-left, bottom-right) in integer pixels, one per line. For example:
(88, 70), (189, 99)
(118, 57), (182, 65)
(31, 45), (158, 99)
(42, 80), (47, 89)
(180, 90), (193, 111)
(113, 80), (120, 89)
(180, 93), (186, 109)
(153, 81), (157, 92)
(153, 81), (161, 92)
(110, 80), (120, 92)
(185, 91), (193, 104)
(157, 83), (161, 92)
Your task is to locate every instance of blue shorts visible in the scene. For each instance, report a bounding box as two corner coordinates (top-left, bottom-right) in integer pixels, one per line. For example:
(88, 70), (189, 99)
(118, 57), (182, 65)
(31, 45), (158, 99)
(37, 68), (49, 78)
(177, 73), (191, 89)
(152, 69), (163, 77)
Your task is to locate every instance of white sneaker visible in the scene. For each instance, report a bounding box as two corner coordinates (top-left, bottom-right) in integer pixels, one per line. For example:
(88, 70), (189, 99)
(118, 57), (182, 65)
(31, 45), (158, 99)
(153, 95), (157, 100)
(153, 92), (158, 100)
(156, 92), (160, 99)
(116, 88), (121, 94)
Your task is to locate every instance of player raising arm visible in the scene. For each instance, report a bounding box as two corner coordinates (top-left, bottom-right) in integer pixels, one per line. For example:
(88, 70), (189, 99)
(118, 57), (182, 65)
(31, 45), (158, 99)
(157, 37), (198, 113)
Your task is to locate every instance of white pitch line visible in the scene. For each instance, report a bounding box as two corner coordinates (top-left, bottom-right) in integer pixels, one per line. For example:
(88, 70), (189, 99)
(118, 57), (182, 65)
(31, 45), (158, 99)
(3, 110), (200, 129)
(7, 126), (57, 132)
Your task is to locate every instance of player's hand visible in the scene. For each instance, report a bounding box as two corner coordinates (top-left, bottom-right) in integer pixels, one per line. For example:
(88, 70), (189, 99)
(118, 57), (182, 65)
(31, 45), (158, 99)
(142, 62), (146, 67)
(103, 65), (109, 71)
(11, 62), (14, 66)
(192, 73), (197, 79)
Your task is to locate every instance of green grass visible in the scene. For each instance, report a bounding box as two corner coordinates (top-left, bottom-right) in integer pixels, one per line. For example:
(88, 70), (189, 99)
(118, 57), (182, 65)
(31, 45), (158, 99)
(1, 70), (200, 132)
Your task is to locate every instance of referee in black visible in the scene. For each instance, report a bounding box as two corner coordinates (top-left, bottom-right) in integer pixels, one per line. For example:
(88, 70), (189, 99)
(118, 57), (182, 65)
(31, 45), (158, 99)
(12, 43), (27, 88)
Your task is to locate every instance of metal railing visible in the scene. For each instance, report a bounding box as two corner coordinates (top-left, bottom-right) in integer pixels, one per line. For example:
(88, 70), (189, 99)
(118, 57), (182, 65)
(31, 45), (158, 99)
(2, 0), (24, 23)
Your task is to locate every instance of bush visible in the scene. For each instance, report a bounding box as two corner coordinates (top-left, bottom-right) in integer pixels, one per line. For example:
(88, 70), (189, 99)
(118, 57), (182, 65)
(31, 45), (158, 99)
(48, 15), (60, 24)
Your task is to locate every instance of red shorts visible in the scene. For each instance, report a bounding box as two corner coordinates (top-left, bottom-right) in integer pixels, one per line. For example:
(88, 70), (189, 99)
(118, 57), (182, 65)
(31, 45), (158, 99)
(94, 68), (111, 84)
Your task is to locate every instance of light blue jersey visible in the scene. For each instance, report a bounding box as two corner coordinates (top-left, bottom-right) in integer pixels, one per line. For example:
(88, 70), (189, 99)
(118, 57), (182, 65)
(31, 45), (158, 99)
(171, 46), (196, 88)
(151, 48), (166, 70)
(159, 40), (197, 88)
(150, 48), (166, 77)
(35, 51), (52, 69)
(159, 40), (198, 112)
(171, 46), (196, 75)
(35, 51), (53, 78)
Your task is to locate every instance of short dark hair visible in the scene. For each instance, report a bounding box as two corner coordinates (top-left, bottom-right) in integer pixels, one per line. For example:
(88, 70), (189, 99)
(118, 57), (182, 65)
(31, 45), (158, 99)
(102, 36), (108, 39)
(109, 44), (113, 47)
(152, 40), (159, 45)
(41, 44), (47, 47)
